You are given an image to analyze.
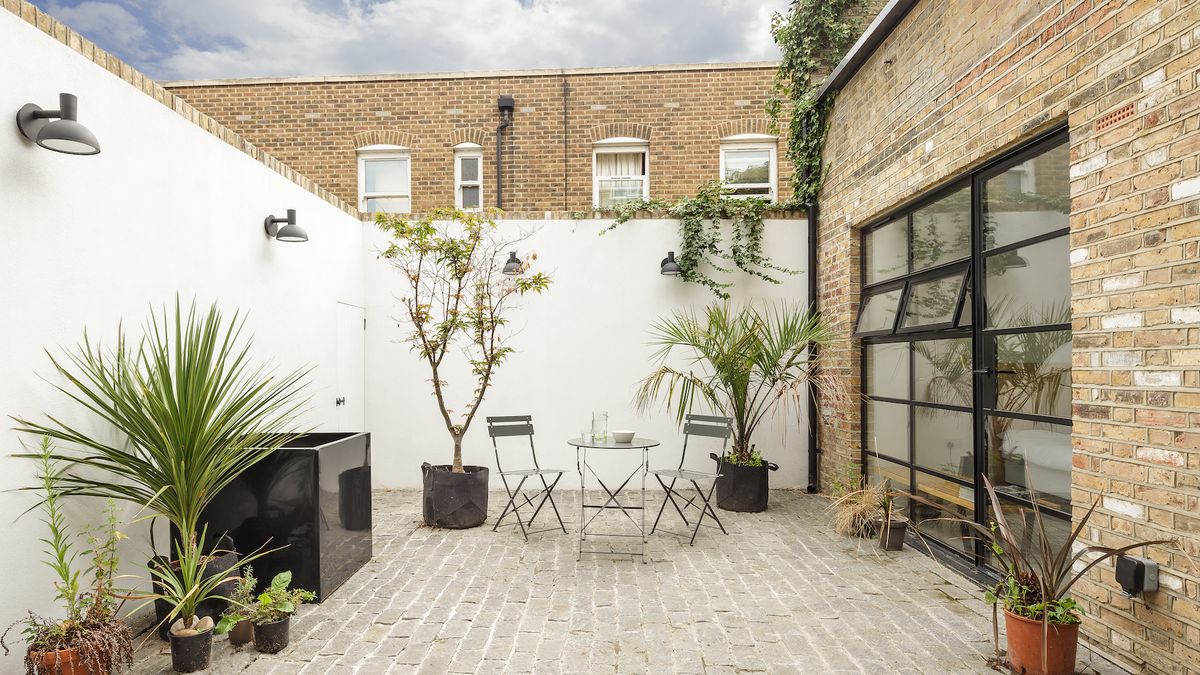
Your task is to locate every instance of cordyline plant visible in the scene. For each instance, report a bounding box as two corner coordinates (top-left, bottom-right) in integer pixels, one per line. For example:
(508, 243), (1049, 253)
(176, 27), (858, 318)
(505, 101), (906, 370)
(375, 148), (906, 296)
(634, 302), (842, 466)
(377, 207), (550, 473)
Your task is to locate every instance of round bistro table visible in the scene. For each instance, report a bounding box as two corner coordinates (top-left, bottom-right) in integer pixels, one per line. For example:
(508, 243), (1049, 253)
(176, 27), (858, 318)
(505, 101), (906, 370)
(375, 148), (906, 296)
(568, 437), (661, 563)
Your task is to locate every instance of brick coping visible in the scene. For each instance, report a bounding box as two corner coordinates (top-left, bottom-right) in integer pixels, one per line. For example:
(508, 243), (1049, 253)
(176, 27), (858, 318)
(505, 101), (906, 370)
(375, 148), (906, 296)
(358, 209), (809, 222)
(161, 61), (782, 89)
(2, 0), (359, 218)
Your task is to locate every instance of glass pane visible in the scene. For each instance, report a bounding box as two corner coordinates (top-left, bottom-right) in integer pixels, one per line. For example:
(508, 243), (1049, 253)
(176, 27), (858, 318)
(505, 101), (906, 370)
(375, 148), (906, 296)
(912, 472), (974, 555)
(914, 408), (973, 477)
(911, 186), (970, 272)
(865, 218), (908, 284)
(900, 273), (963, 328)
(856, 287), (902, 334)
(985, 236), (1070, 329)
(729, 186), (772, 196)
(460, 185), (481, 209)
(992, 330), (1071, 418)
(958, 288), (972, 326)
(724, 149), (771, 184)
(364, 196), (410, 213)
(984, 499), (1071, 571)
(866, 400), (908, 461)
(596, 152), (645, 177)
(986, 418), (1071, 511)
(913, 338), (972, 406)
(866, 454), (909, 491)
(983, 142), (1069, 249)
(867, 342), (908, 400)
(459, 156), (480, 182)
(364, 158), (408, 193)
(598, 179), (644, 207)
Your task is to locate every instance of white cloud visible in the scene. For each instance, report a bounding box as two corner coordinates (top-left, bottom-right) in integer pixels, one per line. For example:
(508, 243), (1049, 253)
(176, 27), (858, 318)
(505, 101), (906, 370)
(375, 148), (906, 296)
(47, 0), (151, 59)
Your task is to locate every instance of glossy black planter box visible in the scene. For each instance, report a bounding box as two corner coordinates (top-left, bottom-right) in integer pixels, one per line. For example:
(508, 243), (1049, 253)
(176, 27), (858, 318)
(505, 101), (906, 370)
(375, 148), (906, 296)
(200, 432), (372, 601)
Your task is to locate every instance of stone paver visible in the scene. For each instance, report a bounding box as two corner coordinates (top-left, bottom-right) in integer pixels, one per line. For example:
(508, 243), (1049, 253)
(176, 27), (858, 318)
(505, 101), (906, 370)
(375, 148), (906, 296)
(131, 490), (1126, 674)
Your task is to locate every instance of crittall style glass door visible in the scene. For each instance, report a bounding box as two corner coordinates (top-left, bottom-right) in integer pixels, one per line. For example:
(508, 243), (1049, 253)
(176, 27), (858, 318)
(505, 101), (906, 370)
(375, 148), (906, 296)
(855, 128), (1071, 564)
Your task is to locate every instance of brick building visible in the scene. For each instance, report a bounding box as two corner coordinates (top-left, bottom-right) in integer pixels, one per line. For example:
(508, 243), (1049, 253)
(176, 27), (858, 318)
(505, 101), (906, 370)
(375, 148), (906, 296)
(811, 1), (1200, 673)
(163, 63), (790, 216)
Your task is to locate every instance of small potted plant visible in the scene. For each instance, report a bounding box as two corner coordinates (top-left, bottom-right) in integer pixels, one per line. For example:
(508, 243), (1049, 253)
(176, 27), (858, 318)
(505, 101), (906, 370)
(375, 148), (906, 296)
(877, 495), (908, 551)
(1, 439), (134, 675)
(828, 475), (886, 538)
(246, 571), (314, 654)
(215, 568), (257, 648)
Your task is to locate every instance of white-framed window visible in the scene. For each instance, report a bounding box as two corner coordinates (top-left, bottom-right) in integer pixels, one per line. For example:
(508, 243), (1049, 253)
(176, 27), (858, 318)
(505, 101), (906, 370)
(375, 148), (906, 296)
(593, 137), (649, 208)
(453, 143), (484, 210)
(720, 134), (777, 201)
(357, 144), (411, 214)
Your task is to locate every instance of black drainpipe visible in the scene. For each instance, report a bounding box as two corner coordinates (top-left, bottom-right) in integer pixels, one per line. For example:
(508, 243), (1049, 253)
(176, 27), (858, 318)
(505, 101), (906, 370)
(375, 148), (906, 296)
(804, 116), (822, 494)
(496, 94), (515, 209)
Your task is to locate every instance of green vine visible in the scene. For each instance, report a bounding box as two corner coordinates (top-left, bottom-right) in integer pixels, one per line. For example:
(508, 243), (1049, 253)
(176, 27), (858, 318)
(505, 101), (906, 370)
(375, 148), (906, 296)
(767, 0), (868, 204)
(598, 181), (801, 299)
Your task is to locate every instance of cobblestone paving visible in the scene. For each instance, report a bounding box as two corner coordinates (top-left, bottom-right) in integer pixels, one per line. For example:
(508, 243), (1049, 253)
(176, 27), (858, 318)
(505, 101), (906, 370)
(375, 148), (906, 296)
(131, 489), (1125, 674)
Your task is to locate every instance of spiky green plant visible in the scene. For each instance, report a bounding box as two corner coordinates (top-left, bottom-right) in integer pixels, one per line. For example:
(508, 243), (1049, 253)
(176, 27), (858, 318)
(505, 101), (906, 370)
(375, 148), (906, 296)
(634, 302), (840, 465)
(12, 297), (310, 552)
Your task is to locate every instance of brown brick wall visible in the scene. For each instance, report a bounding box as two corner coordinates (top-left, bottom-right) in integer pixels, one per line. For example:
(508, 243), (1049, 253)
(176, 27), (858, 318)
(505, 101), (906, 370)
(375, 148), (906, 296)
(165, 65), (792, 215)
(816, 0), (1200, 673)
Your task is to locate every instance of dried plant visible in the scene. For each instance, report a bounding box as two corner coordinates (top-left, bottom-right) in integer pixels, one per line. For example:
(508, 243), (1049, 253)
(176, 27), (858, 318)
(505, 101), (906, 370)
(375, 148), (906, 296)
(829, 479), (886, 537)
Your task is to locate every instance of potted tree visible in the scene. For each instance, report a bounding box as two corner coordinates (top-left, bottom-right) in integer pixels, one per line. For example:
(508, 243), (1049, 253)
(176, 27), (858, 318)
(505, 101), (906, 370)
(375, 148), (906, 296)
(12, 298), (309, 637)
(1, 439), (134, 675)
(215, 568), (257, 648)
(377, 208), (550, 528)
(635, 302), (838, 512)
(244, 571), (314, 654)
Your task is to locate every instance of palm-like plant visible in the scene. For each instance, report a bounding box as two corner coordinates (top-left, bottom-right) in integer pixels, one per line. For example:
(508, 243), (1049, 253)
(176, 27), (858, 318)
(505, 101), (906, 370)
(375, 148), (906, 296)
(634, 302), (838, 465)
(13, 297), (310, 553)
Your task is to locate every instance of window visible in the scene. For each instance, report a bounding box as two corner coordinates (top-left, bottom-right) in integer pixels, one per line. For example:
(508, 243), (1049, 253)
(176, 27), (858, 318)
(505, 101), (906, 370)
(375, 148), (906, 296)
(357, 145), (411, 214)
(593, 137), (648, 208)
(454, 143), (484, 210)
(720, 134), (777, 200)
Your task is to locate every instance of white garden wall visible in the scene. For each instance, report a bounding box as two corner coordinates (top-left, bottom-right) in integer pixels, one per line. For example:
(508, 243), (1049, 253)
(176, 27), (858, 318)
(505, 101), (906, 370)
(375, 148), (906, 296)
(362, 217), (812, 490)
(0, 10), (364, 665)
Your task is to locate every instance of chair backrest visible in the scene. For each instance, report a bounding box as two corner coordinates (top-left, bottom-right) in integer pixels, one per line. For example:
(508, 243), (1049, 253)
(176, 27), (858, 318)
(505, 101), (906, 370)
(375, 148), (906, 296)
(679, 413), (733, 470)
(487, 415), (538, 473)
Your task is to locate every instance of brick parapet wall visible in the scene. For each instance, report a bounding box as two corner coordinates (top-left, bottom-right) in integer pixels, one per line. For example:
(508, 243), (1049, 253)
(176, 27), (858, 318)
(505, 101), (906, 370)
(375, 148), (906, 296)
(0, 0), (358, 218)
(164, 65), (792, 214)
(816, 0), (1200, 673)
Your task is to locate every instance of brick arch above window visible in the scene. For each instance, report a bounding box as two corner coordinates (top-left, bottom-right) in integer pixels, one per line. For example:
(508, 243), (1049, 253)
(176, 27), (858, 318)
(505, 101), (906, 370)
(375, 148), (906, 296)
(715, 118), (773, 139)
(351, 130), (418, 149)
(587, 123), (652, 144)
(449, 127), (489, 148)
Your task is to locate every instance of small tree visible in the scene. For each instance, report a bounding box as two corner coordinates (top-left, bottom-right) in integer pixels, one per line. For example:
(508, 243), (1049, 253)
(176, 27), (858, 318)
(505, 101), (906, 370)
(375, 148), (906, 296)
(378, 208), (550, 473)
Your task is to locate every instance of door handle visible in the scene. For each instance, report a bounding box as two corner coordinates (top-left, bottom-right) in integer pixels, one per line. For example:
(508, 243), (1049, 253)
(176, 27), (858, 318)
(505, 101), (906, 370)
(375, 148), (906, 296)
(972, 368), (1016, 376)
(335, 397), (346, 406)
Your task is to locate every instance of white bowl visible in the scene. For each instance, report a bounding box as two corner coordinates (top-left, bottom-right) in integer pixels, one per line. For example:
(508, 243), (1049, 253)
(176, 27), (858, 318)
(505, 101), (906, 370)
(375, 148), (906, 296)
(611, 430), (635, 443)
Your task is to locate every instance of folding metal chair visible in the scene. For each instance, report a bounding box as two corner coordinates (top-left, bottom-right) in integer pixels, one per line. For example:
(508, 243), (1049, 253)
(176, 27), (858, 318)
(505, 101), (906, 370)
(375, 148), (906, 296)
(649, 413), (732, 545)
(488, 415), (568, 540)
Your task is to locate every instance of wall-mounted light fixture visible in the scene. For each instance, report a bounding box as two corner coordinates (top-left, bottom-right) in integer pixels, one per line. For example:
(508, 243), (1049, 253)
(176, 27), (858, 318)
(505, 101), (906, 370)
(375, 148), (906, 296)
(660, 251), (681, 276)
(16, 93), (101, 155)
(264, 209), (308, 242)
(502, 251), (522, 275)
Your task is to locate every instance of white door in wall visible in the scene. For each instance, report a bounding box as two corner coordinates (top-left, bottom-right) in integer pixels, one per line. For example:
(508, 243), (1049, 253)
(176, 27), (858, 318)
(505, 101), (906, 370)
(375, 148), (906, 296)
(335, 301), (366, 431)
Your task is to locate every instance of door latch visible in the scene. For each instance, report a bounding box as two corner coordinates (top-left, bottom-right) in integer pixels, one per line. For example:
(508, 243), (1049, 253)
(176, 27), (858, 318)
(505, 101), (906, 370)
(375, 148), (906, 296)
(335, 397), (346, 406)
(972, 367), (1017, 376)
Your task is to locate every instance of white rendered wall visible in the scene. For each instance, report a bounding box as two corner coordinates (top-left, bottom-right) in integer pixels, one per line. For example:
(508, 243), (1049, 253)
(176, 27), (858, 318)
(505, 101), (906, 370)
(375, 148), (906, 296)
(0, 11), (364, 665)
(363, 217), (812, 490)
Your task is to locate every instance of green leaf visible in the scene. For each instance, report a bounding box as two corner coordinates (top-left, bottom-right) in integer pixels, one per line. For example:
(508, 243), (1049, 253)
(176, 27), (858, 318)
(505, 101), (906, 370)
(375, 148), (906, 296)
(271, 571), (292, 590)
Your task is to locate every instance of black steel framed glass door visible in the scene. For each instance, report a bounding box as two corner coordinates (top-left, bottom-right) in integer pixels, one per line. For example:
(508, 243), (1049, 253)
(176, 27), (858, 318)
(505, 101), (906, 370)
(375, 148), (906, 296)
(856, 126), (1072, 566)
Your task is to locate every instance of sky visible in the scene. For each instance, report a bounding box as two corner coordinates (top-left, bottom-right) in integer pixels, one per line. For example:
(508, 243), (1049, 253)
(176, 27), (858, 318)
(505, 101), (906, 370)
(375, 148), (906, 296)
(32, 0), (788, 82)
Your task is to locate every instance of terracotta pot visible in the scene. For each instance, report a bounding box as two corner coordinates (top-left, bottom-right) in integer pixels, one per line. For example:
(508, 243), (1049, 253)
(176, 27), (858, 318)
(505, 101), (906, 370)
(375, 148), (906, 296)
(1003, 608), (1079, 675)
(29, 648), (88, 675)
(228, 619), (253, 647)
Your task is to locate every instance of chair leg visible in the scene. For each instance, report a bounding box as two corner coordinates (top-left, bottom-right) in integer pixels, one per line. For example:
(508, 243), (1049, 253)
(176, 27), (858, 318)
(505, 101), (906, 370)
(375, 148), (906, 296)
(494, 474), (517, 532)
(650, 475), (673, 535)
(663, 477), (691, 526)
(526, 473), (558, 529)
(543, 473), (568, 533)
(688, 479), (725, 545)
(504, 476), (531, 541)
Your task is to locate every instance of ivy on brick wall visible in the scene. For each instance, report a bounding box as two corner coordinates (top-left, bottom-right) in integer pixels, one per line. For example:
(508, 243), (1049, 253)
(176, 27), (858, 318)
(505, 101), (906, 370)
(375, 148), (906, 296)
(767, 0), (868, 205)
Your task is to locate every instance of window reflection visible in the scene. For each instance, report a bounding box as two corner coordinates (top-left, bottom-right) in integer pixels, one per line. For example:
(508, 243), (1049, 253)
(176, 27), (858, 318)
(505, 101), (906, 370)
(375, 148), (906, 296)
(914, 338), (972, 406)
(857, 288), (903, 334)
(867, 342), (908, 400)
(866, 218), (908, 284)
(983, 143), (1070, 249)
(984, 237), (1071, 329)
(866, 400), (909, 461)
(901, 273), (964, 328)
(914, 408), (973, 478)
(993, 331), (1072, 418)
(986, 419), (1071, 511)
(912, 472), (974, 555)
(911, 187), (970, 271)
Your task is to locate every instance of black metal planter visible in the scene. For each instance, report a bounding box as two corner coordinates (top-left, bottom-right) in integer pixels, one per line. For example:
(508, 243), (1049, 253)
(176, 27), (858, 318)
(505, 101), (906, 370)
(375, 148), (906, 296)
(253, 617), (291, 654)
(713, 456), (779, 512)
(878, 519), (908, 551)
(169, 630), (212, 673)
(421, 464), (489, 528)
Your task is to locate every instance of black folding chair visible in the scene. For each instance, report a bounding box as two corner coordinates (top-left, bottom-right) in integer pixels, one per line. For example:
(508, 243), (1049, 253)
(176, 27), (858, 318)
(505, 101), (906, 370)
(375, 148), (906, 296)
(488, 415), (567, 541)
(649, 414), (732, 545)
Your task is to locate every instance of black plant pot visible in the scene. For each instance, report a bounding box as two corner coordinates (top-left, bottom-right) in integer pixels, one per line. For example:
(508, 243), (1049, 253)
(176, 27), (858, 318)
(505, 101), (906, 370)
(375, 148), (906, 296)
(253, 617), (291, 654)
(152, 534), (239, 641)
(421, 463), (489, 528)
(169, 630), (212, 673)
(879, 519), (908, 551)
(712, 453), (779, 512)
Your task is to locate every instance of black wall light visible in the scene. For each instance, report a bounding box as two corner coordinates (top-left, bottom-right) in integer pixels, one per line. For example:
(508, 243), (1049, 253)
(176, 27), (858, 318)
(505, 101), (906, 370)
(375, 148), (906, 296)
(502, 251), (522, 275)
(17, 93), (101, 155)
(264, 209), (309, 242)
(660, 251), (681, 275)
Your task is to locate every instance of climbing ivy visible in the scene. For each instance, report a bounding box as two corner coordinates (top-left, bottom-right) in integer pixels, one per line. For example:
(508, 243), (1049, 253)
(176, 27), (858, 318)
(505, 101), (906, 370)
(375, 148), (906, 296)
(596, 181), (801, 299)
(767, 0), (867, 205)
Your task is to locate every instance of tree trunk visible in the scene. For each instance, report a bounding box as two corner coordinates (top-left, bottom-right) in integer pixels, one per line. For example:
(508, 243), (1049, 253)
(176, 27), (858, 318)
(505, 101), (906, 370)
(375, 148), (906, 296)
(453, 434), (464, 473)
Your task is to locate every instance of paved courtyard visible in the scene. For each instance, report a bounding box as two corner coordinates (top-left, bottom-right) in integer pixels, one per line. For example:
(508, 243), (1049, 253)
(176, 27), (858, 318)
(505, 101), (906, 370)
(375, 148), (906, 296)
(131, 489), (1124, 674)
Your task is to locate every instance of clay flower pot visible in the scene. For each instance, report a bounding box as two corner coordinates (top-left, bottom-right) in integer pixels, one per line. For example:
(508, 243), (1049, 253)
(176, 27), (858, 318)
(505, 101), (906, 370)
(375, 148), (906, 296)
(228, 619), (253, 648)
(1003, 608), (1079, 675)
(29, 648), (87, 675)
